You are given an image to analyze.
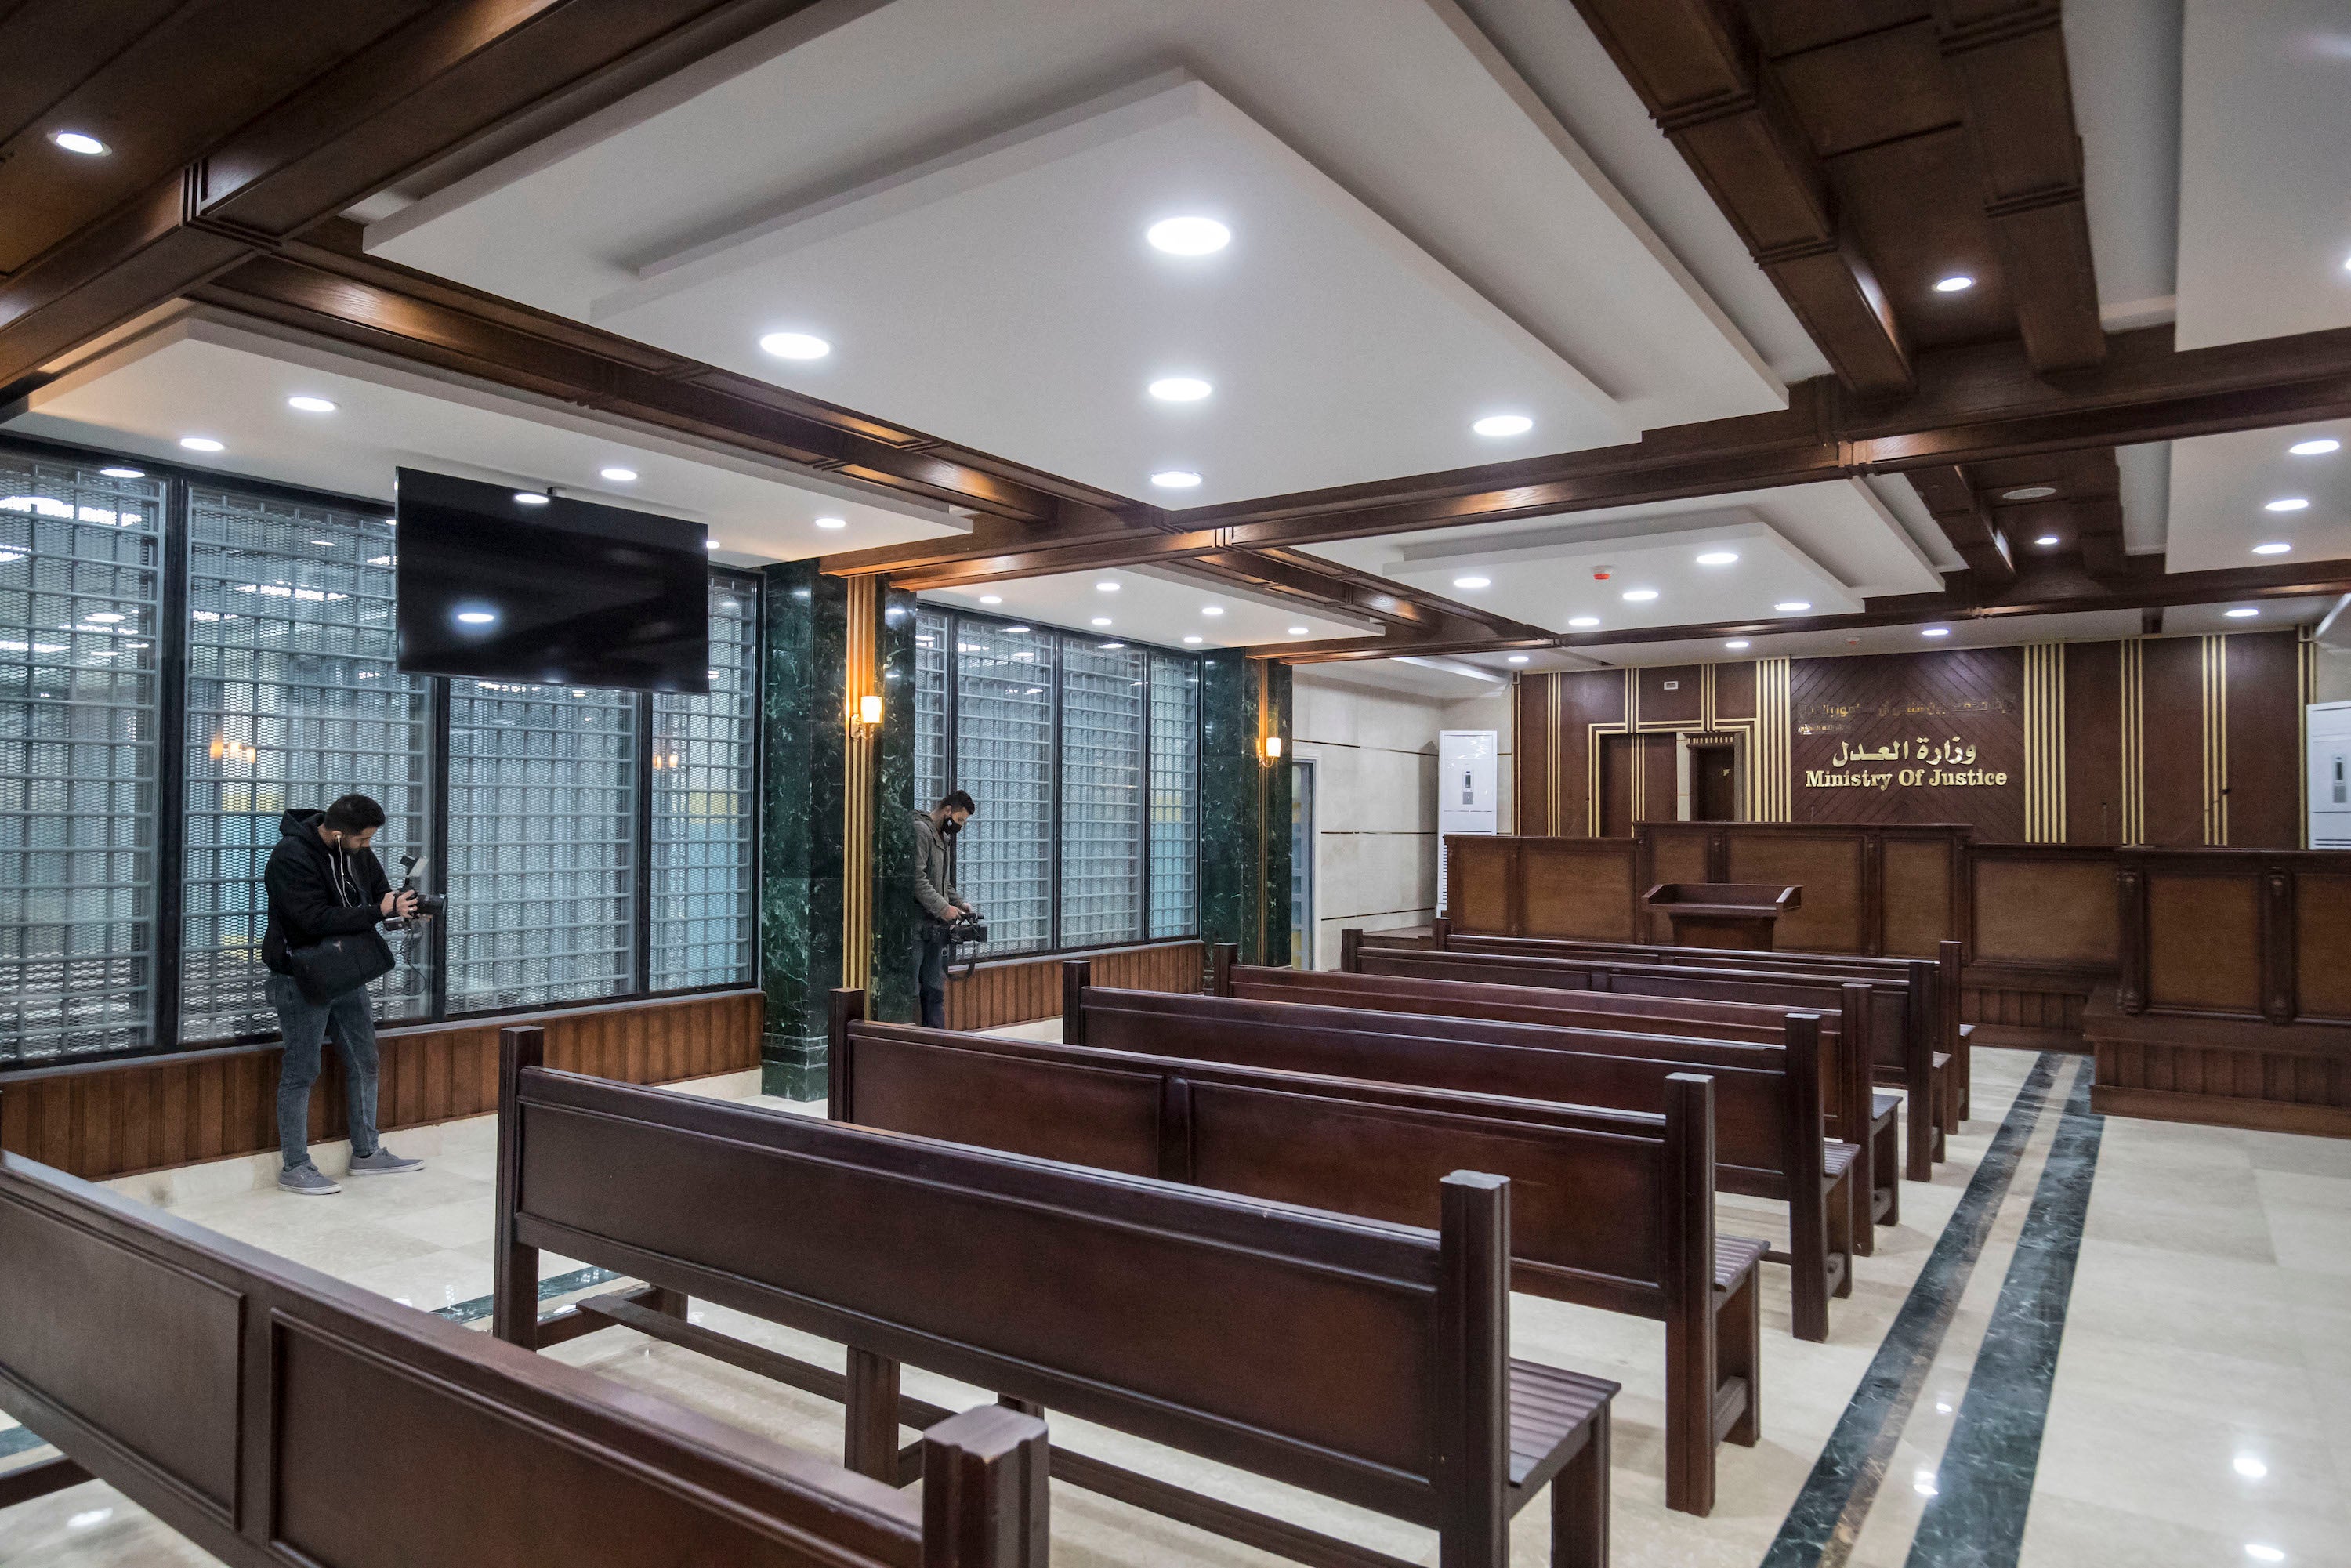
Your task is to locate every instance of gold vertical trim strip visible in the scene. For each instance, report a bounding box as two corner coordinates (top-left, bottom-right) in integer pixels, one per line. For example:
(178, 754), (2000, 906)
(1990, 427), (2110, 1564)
(2302, 636), (2318, 846)
(2118, 638), (2144, 843)
(2023, 643), (2067, 842)
(2197, 633), (2230, 846)
(1548, 673), (1563, 836)
(841, 576), (877, 990)
(1752, 657), (1791, 821)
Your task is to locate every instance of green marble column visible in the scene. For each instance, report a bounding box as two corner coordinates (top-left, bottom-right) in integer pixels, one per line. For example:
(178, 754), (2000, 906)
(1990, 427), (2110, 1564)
(868, 585), (922, 1022)
(758, 561), (846, 1098)
(1198, 653), (1293, 965)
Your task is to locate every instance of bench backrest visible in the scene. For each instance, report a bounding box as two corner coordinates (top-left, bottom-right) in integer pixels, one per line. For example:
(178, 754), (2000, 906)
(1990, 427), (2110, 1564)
(0, 1150), (1040, 1568)
(498, 1030), (1502, 1528)
(1067, 980), (1820, 1202)
(831, 1008), (1714, 1325)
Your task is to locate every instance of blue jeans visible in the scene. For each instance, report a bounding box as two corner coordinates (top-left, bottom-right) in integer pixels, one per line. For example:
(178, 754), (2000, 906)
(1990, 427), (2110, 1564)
(266, 972), (381, 1171)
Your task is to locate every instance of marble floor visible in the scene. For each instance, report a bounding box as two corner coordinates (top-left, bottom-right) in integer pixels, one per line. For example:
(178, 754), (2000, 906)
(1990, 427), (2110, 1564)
(2, 1045), (2346, 1567)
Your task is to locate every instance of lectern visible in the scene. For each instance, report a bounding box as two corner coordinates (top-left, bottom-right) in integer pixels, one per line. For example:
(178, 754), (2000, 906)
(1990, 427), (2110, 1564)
(1643, 882), (1801, 951)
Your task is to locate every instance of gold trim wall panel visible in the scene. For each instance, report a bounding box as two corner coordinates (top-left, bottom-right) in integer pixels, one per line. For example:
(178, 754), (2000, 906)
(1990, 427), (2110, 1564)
(842, 575), (878, 990)
(1752, 657), (1791, 821)
(2119, 638), (2146, 844)
(2201, 633), (2230, 846)
(2023, 643), (2067, 842)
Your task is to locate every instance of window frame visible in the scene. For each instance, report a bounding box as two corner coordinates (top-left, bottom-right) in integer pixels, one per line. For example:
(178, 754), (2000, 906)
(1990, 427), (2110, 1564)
(0, 433), (763, 1069)
(917, 604), (1201, 958)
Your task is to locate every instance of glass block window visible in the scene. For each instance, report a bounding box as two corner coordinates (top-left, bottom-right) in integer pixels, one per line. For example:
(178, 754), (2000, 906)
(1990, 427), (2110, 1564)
(180, 488), (430, 1041)
(649, 579), (757, 990)
(953, 621), (1054, 955)
(913, 607), (948, 809)
(1148, 654), (1199, 940)
(1060, 639), (1147, 947)
(0, 458), (162, 1062)
(446, 683), (636, 1012)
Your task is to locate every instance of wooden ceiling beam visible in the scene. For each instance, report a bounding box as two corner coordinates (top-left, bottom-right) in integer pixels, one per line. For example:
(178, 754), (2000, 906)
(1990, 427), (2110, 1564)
(1908, 464), (2016, 587)
(1569, 0), (1911, 396)
(1934, 0), (2105, 371)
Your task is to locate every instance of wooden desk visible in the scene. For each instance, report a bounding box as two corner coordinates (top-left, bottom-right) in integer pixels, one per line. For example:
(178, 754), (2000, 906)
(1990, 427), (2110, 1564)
(1643, 883), (1802, 951)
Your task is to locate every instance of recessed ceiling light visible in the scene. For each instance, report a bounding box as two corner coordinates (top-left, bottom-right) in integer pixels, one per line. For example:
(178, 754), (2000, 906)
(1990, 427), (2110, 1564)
(1454, 575), (1491, 589)
(1003, 625), (1030, 633)
(50, 131), (108, 156)
(2266, 498), (2310, 512)
(758, 331), (831, 360)
(813, 516), (846, 530)
(1507, 654), (1529, 664)
(1100, 641), (1125, 650)
(455, 610), (498, 625)
(2253, 541), (2291, 555)
(514, 491), (549, 506)
(1695, 551), (1738, 566)
(705, 539), (721, 551)
(2244, 1547), (2284, 1564)
(1621, 588), (1659, 603)
(1567, 616), (1600, 628)
(600, 467), (638, 483)
(2226, 607), (2259, 618)
(99, 466), (143, 479)
(1775, 601), (1812, 613)
(285, 395), (338, 415)
(1201, 605), (1224, 616)
(1288, 626), (1310, 636)
(1147, 377), (1212, 402)
(979, 594), (1002, 605)
(1147, 216), (1231, 255)
(179, 436), (224, 453)
(1922, 626), (1951, 638)
(2289, 438), (2340, 456)
(2002, 485), (2056, 501)
(2034, 534), (2061, 546)
(1183, 634), (1203, 644)
(1472, 414), (1534, 438)
(1934, 275), (1975, 292)
(1096, 580), (1120, 592)
(1725, 639), (1750, 650)
(1091, 617), (1112, 627)
(2234, 1456), (2269, 1480)
(1150, 470), (1202, 489)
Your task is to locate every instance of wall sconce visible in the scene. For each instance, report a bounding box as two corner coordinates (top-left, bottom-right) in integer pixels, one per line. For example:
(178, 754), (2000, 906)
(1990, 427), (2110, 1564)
(1261, 734), (1284, 762)
(853, 693), (884, 730)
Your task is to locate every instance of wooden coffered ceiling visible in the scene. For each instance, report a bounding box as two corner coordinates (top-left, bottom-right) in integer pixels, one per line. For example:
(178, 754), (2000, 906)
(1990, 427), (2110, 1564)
(3, 0), (2348, 660)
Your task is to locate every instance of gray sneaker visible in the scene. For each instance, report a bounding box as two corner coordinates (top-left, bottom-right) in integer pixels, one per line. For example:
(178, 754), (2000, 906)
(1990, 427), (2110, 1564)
(346, 1148), (424, 1177)
(278, 1162), (341, 1196)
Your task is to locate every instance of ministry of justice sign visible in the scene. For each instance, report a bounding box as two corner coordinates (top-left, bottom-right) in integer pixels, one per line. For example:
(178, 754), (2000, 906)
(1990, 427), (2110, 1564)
(1787, 649), (2025, 838)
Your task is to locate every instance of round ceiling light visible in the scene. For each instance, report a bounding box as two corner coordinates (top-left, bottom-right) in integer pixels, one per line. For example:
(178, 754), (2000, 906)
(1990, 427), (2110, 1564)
(1922, 626), (1951, 638)
(1148, 377), (1212, 402)
(600, 467), (638, 483)
(2288, 438), (2340, 456)
(286, 395), (337, 414)
(1090, 617), (1112, 627)
(1621, 588), (1659, 603)
(705, 539), (722, 551)
(2265, 498), (2310, 512)
(1201, 606), (1224, 617)
(50, 131), (109, 156)
(179, 436), (224, 453)
(1774, 600), (1812, 613)
(2035, 534), (2061, 546)
(979, 595), (1002, 605)
(1288, 626), (1310, 636)
(814, 516), (846, 529)
(1183, 635), (1204, 644)
(1147, 217), (1231, 256)
(1151, 470), (1202, 489)
(758, 331), (831, 360)
(1096, 580), (1120, 592)
(1567, 616), (1600, 628)
(1695, 551), (1739, 566)
(2253, 541), (2291, 555)
(455, 609), (498, 625)
(2002, 485), (2057, 501)
(1725, 639), (1750, 650)
(1934, 275), (1975, 293)
(514, 491), (550, 506)
(99, 467), (143, 480)
(2226, 607), (2259, 618)
(1454, 575), (1491, 589)
(1472, 414), (1534, 438)
(1507, 654), (1529, 664)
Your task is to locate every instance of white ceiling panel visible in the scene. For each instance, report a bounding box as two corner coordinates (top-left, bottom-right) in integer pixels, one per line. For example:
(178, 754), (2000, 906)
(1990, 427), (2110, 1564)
(919, 564), (1375, 652)
(367, 0), (1793, 502)
(4, 311), (961, 564)
(1296, 657), (1512, 701)
(2175, 0), (2351, 349)
(2165, 418), (2351, 571)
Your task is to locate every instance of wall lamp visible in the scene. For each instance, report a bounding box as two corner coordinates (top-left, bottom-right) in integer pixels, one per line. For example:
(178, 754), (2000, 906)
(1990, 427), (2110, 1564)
(851, 693), (883, 730)
(1261, 734), (1284, 762)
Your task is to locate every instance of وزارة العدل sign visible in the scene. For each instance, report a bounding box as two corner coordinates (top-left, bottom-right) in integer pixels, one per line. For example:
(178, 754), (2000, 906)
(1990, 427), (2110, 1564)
(1802, 734), (2009, 791)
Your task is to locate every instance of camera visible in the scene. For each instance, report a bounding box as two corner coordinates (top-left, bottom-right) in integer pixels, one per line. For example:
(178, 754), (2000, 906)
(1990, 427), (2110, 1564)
(386, 850), (446, 929)
(944, 912), (988, 947)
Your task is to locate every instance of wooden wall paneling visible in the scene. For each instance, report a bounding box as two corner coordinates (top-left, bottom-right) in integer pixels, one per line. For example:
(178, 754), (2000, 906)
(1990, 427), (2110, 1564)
(2138, 636), (2207, 846)
(943, 942), (1205, 1032)
(1788, 649), (2026, 839)
(1518, 838), (1639, 940)
(1515, 677), (1552, 835)
(1448, 838), (1517, 934)
(1724, 831), (1869, 953)
(1639, 667), (1705, 726)
(2225, 631), (2304, 849)
(2145, 872), (2261, 1014)
(1646, 828), (1712, 942)
(2062, 640), (2125, 843)
(1880, 834), (1958, 958)
(1715, 661), (1759, 723)
(2299, 873), (2351, 1020)
(1971, 849), (2118, 967)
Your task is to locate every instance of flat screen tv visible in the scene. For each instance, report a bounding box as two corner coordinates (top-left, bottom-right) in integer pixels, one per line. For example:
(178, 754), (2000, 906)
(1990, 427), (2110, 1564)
(394, 467), (709, 693)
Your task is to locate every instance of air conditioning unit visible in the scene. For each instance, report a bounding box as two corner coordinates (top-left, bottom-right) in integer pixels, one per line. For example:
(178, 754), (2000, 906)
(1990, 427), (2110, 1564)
(2312, 701), (2351, 849)
(1437, 730), (1498, 913)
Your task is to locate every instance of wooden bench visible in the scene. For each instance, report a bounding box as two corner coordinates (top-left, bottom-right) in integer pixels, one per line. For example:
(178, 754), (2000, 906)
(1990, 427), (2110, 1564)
(1222, 947), (1900, 1239)
(1418, 922), (1972, 1125)
(830, 993), (1755, 1516)
(0, 1147), (1047, 1568)
(1067, 966), (1855, 1345)
(1346, 938), (1948, 1182)
(492, 1024), (1615, 1568)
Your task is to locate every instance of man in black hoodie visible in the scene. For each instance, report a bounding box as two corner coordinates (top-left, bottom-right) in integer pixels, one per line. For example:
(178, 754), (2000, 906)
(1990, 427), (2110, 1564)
(263, 793), (424, 1194)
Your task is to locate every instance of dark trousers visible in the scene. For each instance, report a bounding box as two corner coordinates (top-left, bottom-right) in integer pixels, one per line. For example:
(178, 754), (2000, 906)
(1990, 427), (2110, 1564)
(918, 922), (951, 1030)
(266, 972), (381, 1170)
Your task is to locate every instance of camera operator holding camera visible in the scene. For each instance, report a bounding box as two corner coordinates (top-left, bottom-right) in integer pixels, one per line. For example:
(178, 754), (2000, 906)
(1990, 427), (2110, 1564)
(261, 793), (428, 1195)
(911, 790), (979, 1029)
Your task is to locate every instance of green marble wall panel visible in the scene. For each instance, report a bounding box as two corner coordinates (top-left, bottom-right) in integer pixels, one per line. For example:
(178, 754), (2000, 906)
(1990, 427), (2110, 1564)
(868, 586), (922, 1022)
(1198, 653), (1292, 965)
(758, 561), (846, 1097)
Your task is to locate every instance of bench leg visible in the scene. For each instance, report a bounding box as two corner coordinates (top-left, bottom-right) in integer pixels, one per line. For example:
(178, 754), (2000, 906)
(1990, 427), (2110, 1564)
(845, 1346), (902, 1484)
(1875, 1116), (1901, 1230)
(1721, 1271), (1761, 1448)
(1828, 1169), (1855, 1301)
(1664, 1309), (1712, 1517)
(1905, 1082), (1933, 1182)
(1789, 1193), (1831, 1344)
(647, 1287), (687, 1318)
(1550, 1407), (1609, 1568)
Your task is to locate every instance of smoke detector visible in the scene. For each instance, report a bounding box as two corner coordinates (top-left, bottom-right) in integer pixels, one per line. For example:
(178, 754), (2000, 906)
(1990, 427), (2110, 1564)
(1591, 565), (1614, 581)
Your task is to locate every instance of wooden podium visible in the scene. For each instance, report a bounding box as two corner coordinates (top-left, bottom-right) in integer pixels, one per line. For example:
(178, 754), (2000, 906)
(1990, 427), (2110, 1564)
(1643, 882), (1801, 951)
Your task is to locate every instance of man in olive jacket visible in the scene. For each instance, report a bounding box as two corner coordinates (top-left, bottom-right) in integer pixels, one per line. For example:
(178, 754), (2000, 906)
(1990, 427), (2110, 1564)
(911, 790), (977, 1028)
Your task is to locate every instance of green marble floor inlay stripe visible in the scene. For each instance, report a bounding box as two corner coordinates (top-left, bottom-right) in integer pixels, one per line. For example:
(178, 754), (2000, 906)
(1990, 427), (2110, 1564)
(432, 1265), (625, 1327)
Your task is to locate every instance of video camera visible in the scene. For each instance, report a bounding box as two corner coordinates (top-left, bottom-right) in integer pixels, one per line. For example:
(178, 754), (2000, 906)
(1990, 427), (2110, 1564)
(944, 911), (987, 980)
(385, 850), (447, 930)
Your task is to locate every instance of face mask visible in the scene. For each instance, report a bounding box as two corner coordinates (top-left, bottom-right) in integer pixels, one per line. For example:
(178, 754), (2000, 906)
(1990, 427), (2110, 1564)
(940, 817), (963, 836)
